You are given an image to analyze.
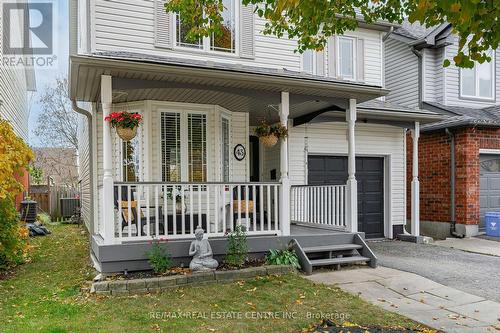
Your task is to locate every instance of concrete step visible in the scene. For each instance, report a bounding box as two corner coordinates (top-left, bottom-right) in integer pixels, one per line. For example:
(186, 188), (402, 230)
(302, 244), (363, 253)
(310, 255), (370, 267)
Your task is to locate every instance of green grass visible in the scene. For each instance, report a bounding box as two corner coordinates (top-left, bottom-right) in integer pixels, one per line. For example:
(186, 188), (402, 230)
(0, 224), (429, 333)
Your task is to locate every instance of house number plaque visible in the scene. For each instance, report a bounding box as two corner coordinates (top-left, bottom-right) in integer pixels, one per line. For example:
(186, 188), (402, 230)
(233, 144), (246, 161)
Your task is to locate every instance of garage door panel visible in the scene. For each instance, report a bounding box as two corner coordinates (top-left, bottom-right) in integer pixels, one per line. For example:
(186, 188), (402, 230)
(488, 178), (500, 190)
(309, 155), (384, 238)
(488, 196), (500, 209)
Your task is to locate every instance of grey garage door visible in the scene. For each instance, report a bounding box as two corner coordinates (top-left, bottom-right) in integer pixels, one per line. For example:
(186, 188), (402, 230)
(479, 154), (500, 230)
(308, 156), (385, 238)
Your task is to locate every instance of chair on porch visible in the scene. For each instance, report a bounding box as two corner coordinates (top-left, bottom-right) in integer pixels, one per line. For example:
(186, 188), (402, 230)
(231, 186), (264, 231)
(114, 186), (165, 236)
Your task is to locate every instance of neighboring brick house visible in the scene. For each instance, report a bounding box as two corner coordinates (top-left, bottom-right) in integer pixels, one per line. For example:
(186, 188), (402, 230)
(385, 22), (500, 238)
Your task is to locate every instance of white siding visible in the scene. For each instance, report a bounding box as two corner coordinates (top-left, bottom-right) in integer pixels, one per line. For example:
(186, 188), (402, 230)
(443, 36), (500, 108)
(90, 0), (384, 83)
(77, 113), (91, 229)
(385, 38), (419, 108)
(288, 122), (406, 227)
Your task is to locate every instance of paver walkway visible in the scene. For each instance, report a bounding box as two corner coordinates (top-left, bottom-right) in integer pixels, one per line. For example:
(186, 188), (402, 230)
(434, 237), (500, 257)
(306, 267), (500, 333)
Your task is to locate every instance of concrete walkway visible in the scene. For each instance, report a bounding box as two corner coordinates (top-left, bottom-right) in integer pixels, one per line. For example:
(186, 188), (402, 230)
(306, 267), (500, 333)
(434, 237), (500, 257)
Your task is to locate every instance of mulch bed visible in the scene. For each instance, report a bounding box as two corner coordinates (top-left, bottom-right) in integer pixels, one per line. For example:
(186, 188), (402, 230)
(305, 320), (439, 333)
(104, 258), (267, 281)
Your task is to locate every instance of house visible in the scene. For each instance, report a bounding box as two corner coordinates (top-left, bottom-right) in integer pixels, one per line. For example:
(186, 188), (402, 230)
(0, 3), (36, 208)
(385, 22), (500, 238)
(70, 0), (440, 273)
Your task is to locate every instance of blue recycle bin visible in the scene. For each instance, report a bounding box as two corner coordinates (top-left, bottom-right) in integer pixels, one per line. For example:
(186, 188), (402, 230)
(485, 212), (500, 237)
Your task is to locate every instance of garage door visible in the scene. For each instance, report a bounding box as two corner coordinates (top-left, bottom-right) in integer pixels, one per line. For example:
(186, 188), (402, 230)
(479, 154), (500, 230)
(308, 156), (385, 238)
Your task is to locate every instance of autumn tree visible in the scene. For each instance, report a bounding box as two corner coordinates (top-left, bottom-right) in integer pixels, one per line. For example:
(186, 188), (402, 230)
(35, 77), (78, 150)
(165, 0), (499, 68)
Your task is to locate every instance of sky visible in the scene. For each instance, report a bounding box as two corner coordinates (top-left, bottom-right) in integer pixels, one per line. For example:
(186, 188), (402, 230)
(28, 0), (69, 146)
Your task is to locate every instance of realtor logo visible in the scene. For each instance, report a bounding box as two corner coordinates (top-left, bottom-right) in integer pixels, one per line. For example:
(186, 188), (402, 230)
(3, 2), (53, 55)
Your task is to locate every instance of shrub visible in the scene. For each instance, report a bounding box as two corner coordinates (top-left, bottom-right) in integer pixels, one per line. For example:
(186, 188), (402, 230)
(0, 199), (29, 270)
(225, 225), (248, 267)
(266, 248), (300, 269)
(37, 213), (51, 225)
(146, 239), (172, 274)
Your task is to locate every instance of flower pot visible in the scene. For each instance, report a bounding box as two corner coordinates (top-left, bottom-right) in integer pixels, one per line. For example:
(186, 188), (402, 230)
(116, 126), (137, 141)
(259, 134), (278, 148)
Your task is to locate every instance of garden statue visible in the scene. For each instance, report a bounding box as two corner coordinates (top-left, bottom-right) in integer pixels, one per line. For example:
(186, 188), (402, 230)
(189, 226), (218, 271)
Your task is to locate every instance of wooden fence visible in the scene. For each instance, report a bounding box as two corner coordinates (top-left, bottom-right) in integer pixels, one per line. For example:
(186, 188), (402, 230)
(29, 184), (79, 218)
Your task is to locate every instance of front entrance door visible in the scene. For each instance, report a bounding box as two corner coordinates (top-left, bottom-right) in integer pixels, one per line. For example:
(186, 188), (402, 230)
(308, 155), (385, 238)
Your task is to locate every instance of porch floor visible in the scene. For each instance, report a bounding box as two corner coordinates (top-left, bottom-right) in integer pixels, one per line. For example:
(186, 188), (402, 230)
(290, 223), (346, 236)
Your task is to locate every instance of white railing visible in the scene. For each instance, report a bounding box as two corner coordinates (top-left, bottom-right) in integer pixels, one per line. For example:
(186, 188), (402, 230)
(291, 185), (347, 229)
(111, 182), (281, 241)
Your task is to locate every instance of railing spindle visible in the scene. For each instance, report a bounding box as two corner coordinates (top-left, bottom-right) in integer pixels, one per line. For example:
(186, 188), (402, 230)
(155, 185), (159, 236)
(252, 185), (256, 232)
(274, 185), (278, 231)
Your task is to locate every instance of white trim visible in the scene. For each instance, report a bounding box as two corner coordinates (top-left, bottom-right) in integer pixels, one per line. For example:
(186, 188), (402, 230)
(479, 149), (500, 155)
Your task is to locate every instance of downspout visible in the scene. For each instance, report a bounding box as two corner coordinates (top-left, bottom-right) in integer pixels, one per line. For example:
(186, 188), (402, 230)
(445, 128), (464, 238)
(72, 100), (95, 238)
(382, 26), (394, 42)
(411, 48), (423, 109)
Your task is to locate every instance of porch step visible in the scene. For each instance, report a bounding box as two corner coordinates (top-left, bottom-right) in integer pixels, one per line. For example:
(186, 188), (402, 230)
(302, 244), (363, 253)
(310, 256), (370, 267)
(289, 234), (377, 275)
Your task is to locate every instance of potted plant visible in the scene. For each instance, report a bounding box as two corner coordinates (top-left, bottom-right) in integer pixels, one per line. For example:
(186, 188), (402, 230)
(255, 121), (278, 147)
(254, 121), (288, 147)
(105, 111), (142, 141)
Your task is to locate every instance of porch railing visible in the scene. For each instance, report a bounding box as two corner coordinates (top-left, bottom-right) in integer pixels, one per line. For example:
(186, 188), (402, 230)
(290, 185), (347, 229)
(111, 182), (281, 241)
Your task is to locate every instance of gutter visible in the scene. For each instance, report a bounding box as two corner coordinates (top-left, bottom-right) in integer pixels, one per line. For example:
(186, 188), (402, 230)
(445, 128), (464, 238)
(71, 100), (95, 240)
(382, 26), (394, 42)
(411, 48), (423, 109)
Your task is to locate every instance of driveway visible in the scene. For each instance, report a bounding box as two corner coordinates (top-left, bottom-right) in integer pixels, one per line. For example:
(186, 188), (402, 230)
(368, 240), (500, 302)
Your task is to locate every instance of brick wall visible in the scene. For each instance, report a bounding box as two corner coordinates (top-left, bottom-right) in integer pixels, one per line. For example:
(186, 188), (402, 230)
(407, 127), (500, 226)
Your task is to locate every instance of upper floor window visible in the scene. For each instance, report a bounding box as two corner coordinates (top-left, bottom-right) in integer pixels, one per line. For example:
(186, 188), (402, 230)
(302, 50), (316, 74)
(175, 0), (237, 54)
(338, 37), (356, 80)
(460, 53), (495, 100)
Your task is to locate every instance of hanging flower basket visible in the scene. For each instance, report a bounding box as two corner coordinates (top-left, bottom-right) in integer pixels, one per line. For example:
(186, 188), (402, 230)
(116, 126), (138, 141)
(105, 111), (142, 141)
(259, 134), (278, 147)
(254, 121), (288, 148)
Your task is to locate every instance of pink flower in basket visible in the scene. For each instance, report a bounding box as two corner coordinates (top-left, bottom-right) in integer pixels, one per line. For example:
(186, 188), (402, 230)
(105, 111), (142, 129)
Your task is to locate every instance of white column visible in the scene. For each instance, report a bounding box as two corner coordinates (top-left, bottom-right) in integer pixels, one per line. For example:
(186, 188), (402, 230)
(346, 99), (358, 233)
(411, 122), (420, 236)
(279, 91), (291, 236)
(101, 75), (115, 243)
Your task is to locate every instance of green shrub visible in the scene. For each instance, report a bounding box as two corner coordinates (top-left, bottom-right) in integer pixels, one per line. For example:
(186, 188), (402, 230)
(146, 239), (172, 274)
(37, 213), (51, 225)
(225, 225), (248, 267)
(0, 198), (29, 271)
(265, 248), (300, 269)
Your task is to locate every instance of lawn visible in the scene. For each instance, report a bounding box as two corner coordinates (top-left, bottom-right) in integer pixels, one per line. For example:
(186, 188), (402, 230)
(0, 224), (430, 333)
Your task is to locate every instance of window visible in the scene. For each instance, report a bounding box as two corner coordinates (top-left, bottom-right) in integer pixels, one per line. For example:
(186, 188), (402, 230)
(461, 53), (495, 99)
(160, 112), (208, 182)
(221, 116), (230, 182)
(175, 0), (237, 54)
(338, 37), (355, 80)
(161, 113), (181, 182)
(481, 158), (500, 172)
(302, 49), (315, 74)
(122, 136), (140, 182)
(188, 114), (207, 182)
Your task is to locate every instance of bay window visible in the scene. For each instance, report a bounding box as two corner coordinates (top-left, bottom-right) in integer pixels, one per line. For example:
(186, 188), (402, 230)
(460, 54), (495, 99)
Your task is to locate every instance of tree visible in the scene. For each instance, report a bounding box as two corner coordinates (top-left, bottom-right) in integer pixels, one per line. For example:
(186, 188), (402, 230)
(164, 0), (499, 68)
(35, 77), (78, 150)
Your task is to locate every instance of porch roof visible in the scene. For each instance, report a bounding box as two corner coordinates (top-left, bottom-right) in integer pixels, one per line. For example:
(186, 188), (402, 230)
(70, 52), (441, 125)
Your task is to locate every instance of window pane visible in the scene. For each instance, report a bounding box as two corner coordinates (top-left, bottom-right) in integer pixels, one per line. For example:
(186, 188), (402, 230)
(161, 113), (181, 182)
(478, 61), (493, 98)
(302, 50), (313, 73)
(339, 38), (354, 79)
(211, 0), (235, 53)
(221, 117), (230, 182)
(176, 14), (202, 49)
(481, 159), (500, 172)
(461, 68), (476, 96)
(122, 136), (139, 182)
(188, 114), (207, 182)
